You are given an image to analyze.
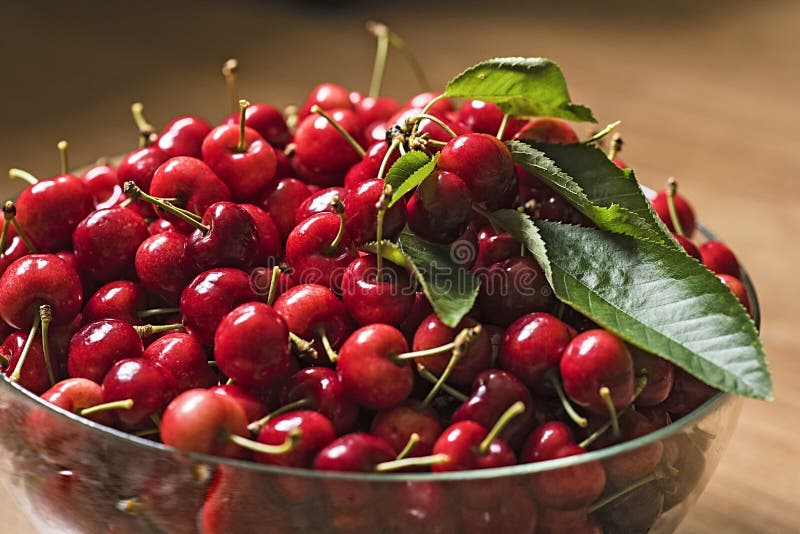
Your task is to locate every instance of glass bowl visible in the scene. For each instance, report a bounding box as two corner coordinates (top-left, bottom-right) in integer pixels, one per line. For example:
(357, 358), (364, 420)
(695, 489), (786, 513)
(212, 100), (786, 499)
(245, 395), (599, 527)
(0, 221), (757, 534)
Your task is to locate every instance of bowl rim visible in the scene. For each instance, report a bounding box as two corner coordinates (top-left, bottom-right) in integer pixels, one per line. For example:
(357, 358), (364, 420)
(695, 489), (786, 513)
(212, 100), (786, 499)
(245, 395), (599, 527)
(0, 203), (759, 483)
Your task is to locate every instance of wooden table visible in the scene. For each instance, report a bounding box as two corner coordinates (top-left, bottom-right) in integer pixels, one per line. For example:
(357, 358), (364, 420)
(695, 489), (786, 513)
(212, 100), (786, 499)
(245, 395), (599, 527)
(1, 1), (798, 532)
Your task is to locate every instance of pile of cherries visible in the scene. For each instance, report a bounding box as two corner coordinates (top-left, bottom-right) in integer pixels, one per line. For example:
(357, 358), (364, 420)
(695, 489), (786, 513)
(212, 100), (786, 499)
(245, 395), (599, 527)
(0, 65), (751, 533)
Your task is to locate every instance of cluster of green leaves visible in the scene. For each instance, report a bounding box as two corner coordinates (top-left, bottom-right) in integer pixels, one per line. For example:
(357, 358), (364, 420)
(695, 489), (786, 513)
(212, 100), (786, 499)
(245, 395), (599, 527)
(378, 57), (771, 400)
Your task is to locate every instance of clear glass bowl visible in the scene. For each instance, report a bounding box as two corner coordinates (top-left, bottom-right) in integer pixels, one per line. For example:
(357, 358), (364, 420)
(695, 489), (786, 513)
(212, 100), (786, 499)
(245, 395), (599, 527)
(0, 222), (757, 534)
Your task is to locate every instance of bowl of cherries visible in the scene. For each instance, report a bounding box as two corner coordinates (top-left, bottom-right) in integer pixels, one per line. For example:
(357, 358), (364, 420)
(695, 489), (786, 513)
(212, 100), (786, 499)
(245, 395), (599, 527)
(0, 26), (769, 534)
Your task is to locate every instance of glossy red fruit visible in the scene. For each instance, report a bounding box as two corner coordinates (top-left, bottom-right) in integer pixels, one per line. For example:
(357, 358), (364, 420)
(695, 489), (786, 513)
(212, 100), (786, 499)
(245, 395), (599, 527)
(161, 388), (248, 458)
(143, 332), (217, 392)
(214, 302), (292, 388)
(343, 178), (406, 245)
(514, 118), (580, 144)
(187, 202), (258, 270)
(412, 314), (492, 387)
(293, 109), (364, 185)
(280, 366), (358, 434)
(284, 212), (356, 290)
(473, 226), (519, 268)
(116, 145), (169, 192)
(135, 231), (197, 303)
(601, 411), (664, 483)
(521, 421), (575, 462)
(67, 319), (144, 383)
(72, 208), (149, 282)
(294, 186), (346, 225)
(560, 329), (636, 414)
(81, 165), (119, 204)
(431, 420), (516, 472)
(629, 346), (675, 406)
(343, 141), (399, 190)
(201, 124), (277, 201)
(255, 410), (336, 467)
(42, 377), (112, 424)
(240, 204), (281, 266)
(224, 104), (290, 148)
(0, 237), (29, 278)
(2, 331), (52, 394)
(82, 281), (147, 325)
(405, 92), (453, 115)
(652, 189), (696, 237)
(531, 444), (606, 509)
(674, 234), (702, 261)
(312, 432), (395, 472)
(0, 254), (83, 329)
(101, 357), (177, 428)
(477, 256), (556, 326)
(336, 324), (414, 410)
(15, 175), (93, 252)
(210, 384), (267, 422)
(438, 133), (517, 209)
(340, 255), (415, 327)
(298, 82), (354, 120)
(371, 400), (443, 458)
(157, 116), (213, 158)
(257, 178), (313, 241)
(700, 240), (740, 277)
(499, 312), (576, 388)
(407, 171), (472, 244)
(457, 100), (526, 139)
(354, 96), (400, 126)
(716, 273), (753, 317)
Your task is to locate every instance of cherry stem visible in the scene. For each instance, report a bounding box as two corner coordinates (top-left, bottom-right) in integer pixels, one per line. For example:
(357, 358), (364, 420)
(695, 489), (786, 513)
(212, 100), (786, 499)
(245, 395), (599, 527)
(421, 326), (482, 408)
(588, 467), (666, 514)
(151, 413), (161, 428)
(4, 200), (38, 253)
(9, 308), (41, 383)
(57, 140), (69, 175)
(328, 196), (347, 251)
(132, 428), (160, 438)
(496, 113), (511, 140)
(266, 266), (281, 306)
(310, 105), (366, 157)
(545, 369), (588, 428)
(284, 105), (299, 131)
(666, 177), (685, 236)
(237, 99), (250, 153)
(377, 138), (400, 181)
(123, 182), (210, 234)
(374, 453), (448, 473)
(0, 218), (9, 254)
(395, 432), (421, 461)
(136, 307), (180, 319)
(367, 21), (390, 98)
(131, 103), (156, 147)
(222, 58), (239, 115)
(375, 185), (392, 280)
(393, 341), (458, 361)
(419, 94), (445, 116)
(39, 304), (55, 387)
(289, 332), (318, 360)
(133, 323), (184, 337)
(607, 132), (623, 160)
(407, 114), (457, 139)
(379, 24), (430, 92)
(80, 398), (134, 417)
(585, 121), (622, 145)
(599, 386), (621, 439)
(415, 364), (468, 402)
(228, 428), (302, 455)
(580, 376), (649, 449)
(247, 397), (312, 435)
(8, 168), (39, 185)
(316, 328), (339, 363)
(478, 400), (525, 454)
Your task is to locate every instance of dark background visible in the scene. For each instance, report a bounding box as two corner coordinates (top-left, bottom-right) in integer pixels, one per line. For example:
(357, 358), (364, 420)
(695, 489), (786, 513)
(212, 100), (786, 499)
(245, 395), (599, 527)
(1, 1), (798, 532)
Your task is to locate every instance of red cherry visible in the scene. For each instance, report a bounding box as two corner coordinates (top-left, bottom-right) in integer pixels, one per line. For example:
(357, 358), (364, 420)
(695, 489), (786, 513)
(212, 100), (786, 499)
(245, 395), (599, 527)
(293, 108), (364, 185)
(405, 92), (452, 115)
(699, 240), (740, 277)
(142, 332), (216, 392)
(343, 141), (399, 190)
(298, 82), (354, 120)
(210, 384), (267, 422)
(431, 420), (516, 472)
(135, 231), (197, 304)
(340, 255), (415, 327)
(117, 145), (169, 193)
(674, 234), (702, 261)
(254, 410), (336, 467)
(240, 204), (281, 266)
(531, 444), (606, 509)
(457, 100), (526, 139)
(294, 186), (346, 225)
(438, 133), (517, 209)
(499, 312), (576, 388)
(371, 400), (443, 458)
(336, 324), (414, 410)
(42, 377), (111, 424)
(477, 256), (556, 326)
(224, 103), (290, 148)
(81, 164), (119, 204)
(101, 357), (177, 428)
(72, 208), (149, 282)
(187, 202), (258, 270)
(0, 236), (32, 277)
(407, 171), (472, 244)
(473, 226), (519, 269)
(521, 421), (575, 462)
(651, 188), (696, 237)
(601, 411), (664, 483)
(201, 124), (277, 201)
(285, 212), (357, 290)
(716, 273), (753, 316)
(412, 314), (492, 387)
(2, 330), (52, 394)
(157, 116), (213, 158)
(343, 178), (406, 245)
(513, 118), (580, 144)
(214, 302), (292, 388)
(354, 96), (400, 126)
(83, 281), (147, 325)
(279, 366), (358, 435)
(313, 432), (395, 472)
(257, 178), (312, 241)
(629, 346), (675, 406)
(67, 319), (144, 384)
(398, 291), (434, 341)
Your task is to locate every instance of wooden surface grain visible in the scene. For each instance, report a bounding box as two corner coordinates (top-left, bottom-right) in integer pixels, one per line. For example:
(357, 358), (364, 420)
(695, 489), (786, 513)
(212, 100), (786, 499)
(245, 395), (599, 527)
(1, 1), (798, 532)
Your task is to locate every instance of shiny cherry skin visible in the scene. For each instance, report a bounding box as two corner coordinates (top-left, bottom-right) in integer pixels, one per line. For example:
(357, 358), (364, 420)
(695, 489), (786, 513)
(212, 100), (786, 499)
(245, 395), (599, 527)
(499, 312), (576, 388)
(312, 432), (395, 472)
(343, 178), (406, 245)
(15, 174), (93, 252)
(257, 178), (312, 241)
(514, 118), (580, 144)
(0, 254), (83, 329)
(294, 186), (346, 225)
(67, 319), (144, 383)
(457, 100), (526, 139)
(371, 400), (442, 457)
(340, 255), (415, 327)
(101, 357), (177, 428)
(336, 324), (414, 410)
(210, 384), (267, 422)
(83, 281), (147, 325)
(298, 82), (353, 120)
(149, 157), (232, 233)
(273, 284), (355, 359)
(473, 226), (519, 269)
(187, 201), (258, 270)
(432, 420), (516, 472)
(42, 377), (112, 424)
(716, 273), (753, 317)
(143, 332), (216, 392)
(148, 218), (180, 235)
(412, 314), (492, 387)
(117, 145), (169, 192)
(406, 171), (472, 244)
(280, 366), (358, 434)
(240, 204), (281, 266)
(438, 133), (517, 210)
(531, 444), (606, 509)
(81, 164), (118, 204)
(700, 240), (740, 277)
(135, 231), (197, 304)
(160, 388), (248, 458)
(560, 329), (636, 414)
(354, 95), (400, 126)
(214, 302), (292, 388)
(398, 291), (434, 341)
(629, 346), (675, 406)
(157, 116), (213, 158)
(201, 124), (277, 201)
(255, 410), (336, 467)
(224, 103), (290, 148)
(285, 212), (357, 290)
(249, 266), (296, 301)
(406, 92), (453, 115)
(180, 268), (259, 345)
(451, 369), (536, 449)
(293, 108), (364, 185)
(343, 141), (399, 190)
(521, 421), (575, 462)
(1, 331), (52, 394)
(477, 256), (556, 326)
(73, 207), (149, 282)
(675, 234), (702, 261)
(0, 237), (29, 278)
(651, 188), (696, 237)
